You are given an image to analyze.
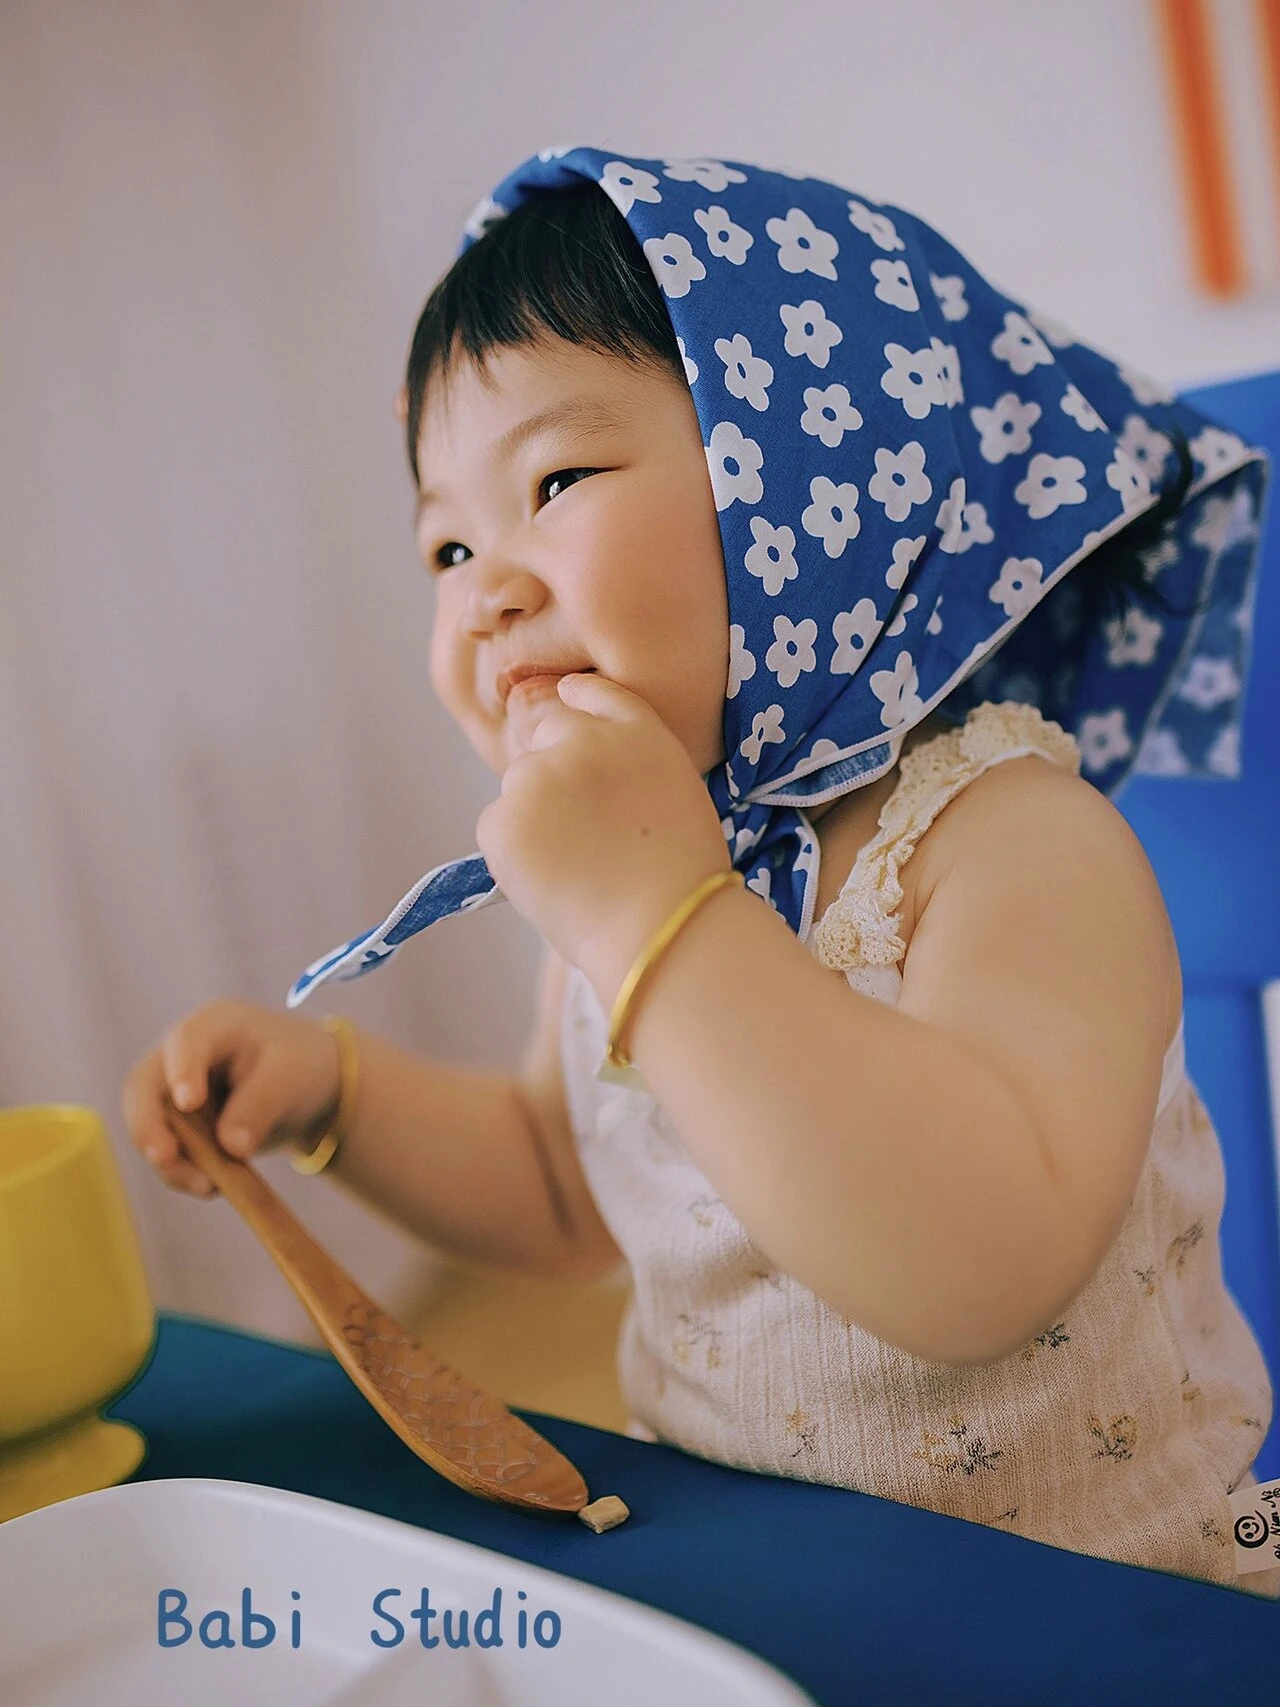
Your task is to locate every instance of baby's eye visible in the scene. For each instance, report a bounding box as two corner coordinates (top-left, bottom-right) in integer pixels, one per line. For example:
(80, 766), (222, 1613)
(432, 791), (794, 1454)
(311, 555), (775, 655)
(433, 541), (471, 571)
(428, 469), (599, 572)
(539, 467), (598, 503)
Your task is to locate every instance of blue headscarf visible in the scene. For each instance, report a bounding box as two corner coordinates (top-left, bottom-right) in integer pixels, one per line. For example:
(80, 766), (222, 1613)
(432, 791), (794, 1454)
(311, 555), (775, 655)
(287, 146), (1266, 1008)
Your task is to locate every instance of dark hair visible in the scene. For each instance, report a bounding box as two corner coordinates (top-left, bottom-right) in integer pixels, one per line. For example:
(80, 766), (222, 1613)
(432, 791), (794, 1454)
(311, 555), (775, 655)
(403, 182), (1205, 624)
(402, 182), (685, 486)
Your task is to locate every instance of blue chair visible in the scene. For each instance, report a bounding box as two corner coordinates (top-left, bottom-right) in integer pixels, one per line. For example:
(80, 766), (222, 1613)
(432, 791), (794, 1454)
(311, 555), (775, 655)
(1117, 368), (1280, 1472)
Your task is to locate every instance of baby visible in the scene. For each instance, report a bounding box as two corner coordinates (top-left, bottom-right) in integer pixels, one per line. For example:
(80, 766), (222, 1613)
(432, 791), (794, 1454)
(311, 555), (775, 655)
(125, 148), (1275, 1595)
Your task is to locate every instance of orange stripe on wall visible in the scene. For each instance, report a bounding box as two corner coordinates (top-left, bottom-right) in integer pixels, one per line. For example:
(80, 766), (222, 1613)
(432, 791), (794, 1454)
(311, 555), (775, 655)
(1256, 0), (1280, 225)
(1155, 0), (1247, 297)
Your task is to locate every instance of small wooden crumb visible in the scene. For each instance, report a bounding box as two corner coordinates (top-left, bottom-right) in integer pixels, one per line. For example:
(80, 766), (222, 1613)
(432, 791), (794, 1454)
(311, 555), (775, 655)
(578, 1494), (630, 1532)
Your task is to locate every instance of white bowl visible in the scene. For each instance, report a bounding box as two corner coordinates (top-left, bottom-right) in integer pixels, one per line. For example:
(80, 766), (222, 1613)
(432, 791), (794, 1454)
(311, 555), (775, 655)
(0, 1478), (817, 1706)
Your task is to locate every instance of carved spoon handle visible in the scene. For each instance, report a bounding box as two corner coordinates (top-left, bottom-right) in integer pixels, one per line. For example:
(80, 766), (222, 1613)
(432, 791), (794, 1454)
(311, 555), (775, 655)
(162, 1094), (590, 1515)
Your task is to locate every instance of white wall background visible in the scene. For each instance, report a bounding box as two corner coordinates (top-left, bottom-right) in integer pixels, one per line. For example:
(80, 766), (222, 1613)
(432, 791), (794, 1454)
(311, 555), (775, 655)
(2, 0), (1277, 1343)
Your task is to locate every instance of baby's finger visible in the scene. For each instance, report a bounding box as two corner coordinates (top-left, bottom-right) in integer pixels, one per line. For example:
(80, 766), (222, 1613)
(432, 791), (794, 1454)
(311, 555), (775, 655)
(156, 1147), (218, 1197)
(123, 1054), (192, 1172)
(159, 999), (251, 1111)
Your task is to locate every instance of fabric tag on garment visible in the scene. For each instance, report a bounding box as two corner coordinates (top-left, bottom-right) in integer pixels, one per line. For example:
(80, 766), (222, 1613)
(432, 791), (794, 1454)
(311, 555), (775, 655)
(594, 1054), (651, 1095)
(1229, 1475), (1280, 1575)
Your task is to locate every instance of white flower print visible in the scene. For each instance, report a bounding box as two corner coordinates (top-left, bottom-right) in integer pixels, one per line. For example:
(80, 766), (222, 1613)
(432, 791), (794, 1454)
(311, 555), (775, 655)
(930, 273), (969, 321)
(1049, 577), (1084, 640)
(706, 421), (765, 510)
(869, 650), (925, 729)
(886, 534), (926, 589)
(802, 475), (861, 558)
(1025, 307), (1075, 348)
(676, 336), (698, 386)
(926, 595), (944, 635)
(800, 383), (863, 447)
(1136, 728), (1190, 775)
(662, 158), (747, 192)
(1015, 452), (1087, 519)
(1207, 723), (1241, 776)
(808, 738), (842, 763)
(1140, 537), (1179, 581)
(970, 393), (1041, 464)
(733, 824), (764, 859)
(716, 333), (774, 412)
(1106, 447), (1153, 515)
(1002, 670), (1043, 705)
(868, 441), (932, 521)
(741, 704), (787, 764)
(1117, 364), (1175, 407)
(600, 161), (663, 216)
(1189, 426), (1248, 479)
(936, 477), (995, 554)
(1177, 656), (1240, 710)
(1077, 708), (1134, 773)
(744, 515), (800, 594)
(1060, 383), (1106, 432)
(846, 197), (904, 251)
(991, 311), (1053, 376)
(885, 593), (919, 637)
(1193, 486), (1258, 553)
(881, 341), (946, 420)
(779, 299), (844, 368)
(727, 623), (757, 699)
(643, 232), (707, 298)
(988, 555), (1045, 618)
(746, 867), (774, 905)
(871, 258), (919, 310)
(695, 204), (754, 264)
(1103, 605), (1164, 667)
(830, 599), (881, 673)
(536, 144), (575, 161)
(766, 207), (839, 278)
(1118, 414), (1173, 482)
(463, 196), (506, 240)
(933, 338), (964, 407)
(765, 615), (819, 688)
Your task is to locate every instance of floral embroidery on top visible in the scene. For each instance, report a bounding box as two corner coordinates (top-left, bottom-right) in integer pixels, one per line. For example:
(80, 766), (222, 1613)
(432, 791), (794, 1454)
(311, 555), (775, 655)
(1167, 1220), (1205, 1272)
(1133, 1264), (1159, 1297)
(784, 1407), (818, 1457)
(672, 1313), (723, 1371)
(810, 700), (1081, 973)
(1087, 1414), (1138, 1461)
(1019, 1321), (1071, 1360)
(914, 1414), (1006, 1477)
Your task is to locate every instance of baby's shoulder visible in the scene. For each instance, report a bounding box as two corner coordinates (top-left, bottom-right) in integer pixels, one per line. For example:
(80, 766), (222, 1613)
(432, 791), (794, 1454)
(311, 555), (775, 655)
(904, 750), (1183, 1045)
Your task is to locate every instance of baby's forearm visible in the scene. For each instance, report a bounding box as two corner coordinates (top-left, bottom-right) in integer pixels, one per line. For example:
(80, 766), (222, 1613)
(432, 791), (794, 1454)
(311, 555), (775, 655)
(325, 1031), (585, 1279)
(591, 887), (1076, 1365)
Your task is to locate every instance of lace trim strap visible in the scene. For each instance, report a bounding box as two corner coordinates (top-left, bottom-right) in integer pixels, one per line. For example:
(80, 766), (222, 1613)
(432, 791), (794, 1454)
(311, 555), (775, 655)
(809, 700), (1082, 974)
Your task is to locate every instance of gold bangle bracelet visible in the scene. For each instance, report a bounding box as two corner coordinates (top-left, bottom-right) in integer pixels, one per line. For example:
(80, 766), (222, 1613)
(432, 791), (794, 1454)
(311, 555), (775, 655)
(605, 870), (745, 1071)
(290, 1015), (360, 1175)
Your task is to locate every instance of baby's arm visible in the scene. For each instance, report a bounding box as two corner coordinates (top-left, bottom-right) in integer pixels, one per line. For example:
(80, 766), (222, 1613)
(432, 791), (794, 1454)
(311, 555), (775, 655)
(601, 755), (1175, 1365)
(330, 948), (625, 1282)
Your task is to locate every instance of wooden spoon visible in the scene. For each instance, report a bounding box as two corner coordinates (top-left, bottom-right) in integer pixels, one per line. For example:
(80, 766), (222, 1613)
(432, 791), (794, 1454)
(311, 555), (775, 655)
(162, 1094), (590, 1516)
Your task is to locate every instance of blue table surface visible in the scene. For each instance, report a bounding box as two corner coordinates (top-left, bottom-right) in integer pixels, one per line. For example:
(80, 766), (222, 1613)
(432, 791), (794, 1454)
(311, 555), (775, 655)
(105, 1314), (1277, 1707)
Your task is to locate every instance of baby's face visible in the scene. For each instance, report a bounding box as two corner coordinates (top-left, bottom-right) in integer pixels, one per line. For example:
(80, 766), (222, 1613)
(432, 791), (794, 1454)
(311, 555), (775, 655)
(414, 336), (729, 777)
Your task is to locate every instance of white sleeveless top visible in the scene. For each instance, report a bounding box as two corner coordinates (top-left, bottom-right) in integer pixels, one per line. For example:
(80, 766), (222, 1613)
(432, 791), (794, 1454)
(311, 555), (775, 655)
(558, 701), (1276, 1593)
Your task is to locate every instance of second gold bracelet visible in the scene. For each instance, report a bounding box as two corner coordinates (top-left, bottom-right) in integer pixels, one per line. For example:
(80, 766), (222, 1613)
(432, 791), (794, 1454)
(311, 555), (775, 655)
(605, 869), (745, 1071)
(290, 1015), (360, 1176)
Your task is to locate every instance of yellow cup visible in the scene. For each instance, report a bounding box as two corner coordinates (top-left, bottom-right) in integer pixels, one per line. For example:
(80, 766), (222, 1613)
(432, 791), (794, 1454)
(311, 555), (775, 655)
(0, 1105), (155, 1522)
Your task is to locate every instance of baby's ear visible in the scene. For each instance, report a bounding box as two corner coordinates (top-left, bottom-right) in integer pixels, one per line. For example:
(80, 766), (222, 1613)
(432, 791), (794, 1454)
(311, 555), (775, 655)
(393, 385), (408, 426)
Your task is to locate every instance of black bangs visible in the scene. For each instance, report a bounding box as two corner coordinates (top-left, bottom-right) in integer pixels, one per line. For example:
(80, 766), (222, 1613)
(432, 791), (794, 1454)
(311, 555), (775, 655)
(402, 181), (685, 484)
